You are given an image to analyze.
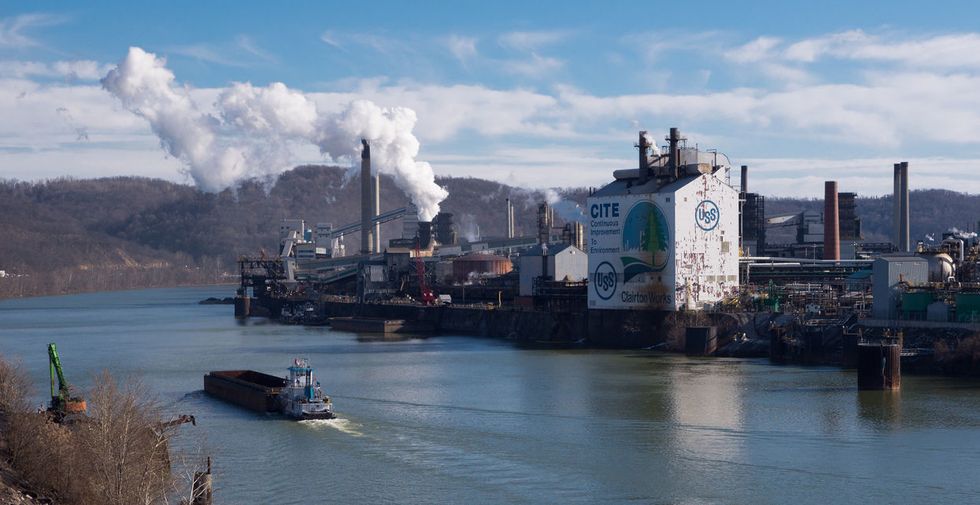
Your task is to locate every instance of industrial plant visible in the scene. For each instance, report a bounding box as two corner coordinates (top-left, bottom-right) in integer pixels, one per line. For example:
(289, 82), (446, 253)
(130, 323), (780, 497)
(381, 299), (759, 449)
(234, 127), (980, 386)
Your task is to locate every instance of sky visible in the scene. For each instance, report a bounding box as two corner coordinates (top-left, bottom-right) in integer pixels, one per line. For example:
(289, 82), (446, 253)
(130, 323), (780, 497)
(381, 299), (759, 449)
(2, 0), (980, 198)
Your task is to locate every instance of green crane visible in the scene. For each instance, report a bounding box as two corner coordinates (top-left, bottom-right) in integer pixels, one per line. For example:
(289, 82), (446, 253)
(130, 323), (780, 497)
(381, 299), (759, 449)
(48, 343), (86, 418)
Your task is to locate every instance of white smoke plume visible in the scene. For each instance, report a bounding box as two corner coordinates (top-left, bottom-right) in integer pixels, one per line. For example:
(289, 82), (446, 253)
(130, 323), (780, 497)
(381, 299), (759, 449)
(543, 188), (587, 224)
(102, 47), (447, 220)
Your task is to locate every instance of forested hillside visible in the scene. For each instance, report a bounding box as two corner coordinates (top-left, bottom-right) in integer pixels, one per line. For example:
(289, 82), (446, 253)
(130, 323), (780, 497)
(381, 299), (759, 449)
(0, 165), (976, 298)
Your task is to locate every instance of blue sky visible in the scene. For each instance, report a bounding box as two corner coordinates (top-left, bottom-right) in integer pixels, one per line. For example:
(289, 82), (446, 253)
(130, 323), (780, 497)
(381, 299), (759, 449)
(3, 0), (980, 197)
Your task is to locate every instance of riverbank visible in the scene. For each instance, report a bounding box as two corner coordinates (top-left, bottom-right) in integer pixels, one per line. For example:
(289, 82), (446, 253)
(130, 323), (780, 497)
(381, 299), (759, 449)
(0, 278), (236, 302)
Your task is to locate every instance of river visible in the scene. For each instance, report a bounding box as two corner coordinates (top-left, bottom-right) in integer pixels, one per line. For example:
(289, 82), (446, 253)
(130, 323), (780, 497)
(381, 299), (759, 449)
(1, 286), (978, 504)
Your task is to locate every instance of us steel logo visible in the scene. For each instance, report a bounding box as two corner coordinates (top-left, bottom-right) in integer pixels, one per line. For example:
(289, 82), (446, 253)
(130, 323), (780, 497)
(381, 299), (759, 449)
(695, 200), (720, 231)
(593, 261), (617, 300)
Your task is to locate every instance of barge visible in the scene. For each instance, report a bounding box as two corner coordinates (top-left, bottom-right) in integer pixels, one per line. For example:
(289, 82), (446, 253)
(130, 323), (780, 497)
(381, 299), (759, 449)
(204, 359), (336, 420)
(204, 370), (286, 413)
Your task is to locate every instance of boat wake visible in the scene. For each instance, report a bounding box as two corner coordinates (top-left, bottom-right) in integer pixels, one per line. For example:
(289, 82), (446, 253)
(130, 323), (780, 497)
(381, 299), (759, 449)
(299, 417), (363, 437)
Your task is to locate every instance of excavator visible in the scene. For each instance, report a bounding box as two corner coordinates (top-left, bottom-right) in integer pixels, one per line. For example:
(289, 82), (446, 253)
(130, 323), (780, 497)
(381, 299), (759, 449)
(48, 343), (87, 421)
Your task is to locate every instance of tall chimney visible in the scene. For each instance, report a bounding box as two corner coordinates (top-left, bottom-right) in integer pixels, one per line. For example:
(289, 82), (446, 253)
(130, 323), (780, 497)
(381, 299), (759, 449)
(893, 163), (901, 250)
(824, 181), (840, 261)
(360, 139), (372, 254)
(667, 127), (682, 180)
(505, 198), (512, 238)
(638, 131), (650, 185)
(373, 173), (381, 253)
(509, 200), (515, 238)
(740, 165), (748, 193)
(900, 161), (910, 252)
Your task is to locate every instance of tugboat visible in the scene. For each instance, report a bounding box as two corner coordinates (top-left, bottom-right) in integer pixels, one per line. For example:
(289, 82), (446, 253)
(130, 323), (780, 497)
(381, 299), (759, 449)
(277, 358), (336, 420)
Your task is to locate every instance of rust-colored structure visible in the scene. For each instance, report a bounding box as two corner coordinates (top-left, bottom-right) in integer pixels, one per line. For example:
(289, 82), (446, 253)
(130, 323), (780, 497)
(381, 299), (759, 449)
(857, 340), (901, 390)
(452, 253), (512, 283)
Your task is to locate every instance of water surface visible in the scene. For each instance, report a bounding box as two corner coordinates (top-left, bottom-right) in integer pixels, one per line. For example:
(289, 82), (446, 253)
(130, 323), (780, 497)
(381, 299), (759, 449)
(1, 287), (978, 504)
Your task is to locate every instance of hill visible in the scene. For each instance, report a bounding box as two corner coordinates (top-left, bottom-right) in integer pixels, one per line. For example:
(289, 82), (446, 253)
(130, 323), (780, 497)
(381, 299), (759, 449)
(0, 166), (976, 298)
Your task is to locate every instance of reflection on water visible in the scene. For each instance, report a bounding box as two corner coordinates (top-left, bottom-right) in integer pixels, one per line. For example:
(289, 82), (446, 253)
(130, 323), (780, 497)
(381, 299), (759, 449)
(2, 287), (980, 504)
(857, 390), (903, 429)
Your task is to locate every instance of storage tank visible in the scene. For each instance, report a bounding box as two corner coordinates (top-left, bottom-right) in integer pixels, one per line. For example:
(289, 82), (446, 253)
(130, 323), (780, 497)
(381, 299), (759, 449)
(452, 253), (512, 283)
(925, 253), (955, 282)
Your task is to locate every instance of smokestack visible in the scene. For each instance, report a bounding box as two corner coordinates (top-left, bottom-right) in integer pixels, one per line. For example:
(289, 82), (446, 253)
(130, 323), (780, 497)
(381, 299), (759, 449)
(505, 198), (512, 238)
(638, 131), (650, 185)
(740, 165), (748, 193)
(509, 200), (515, 238)
(667, 127), (683, 180)
(418, 221), (433, 250)
(373, 173), (381, 253)
(893, 163), (901, 250)
(360, 139), (372, 254)
(900, 161), (910, 252)
(538, 203), (550, 245)
(824, 181), (840, 261)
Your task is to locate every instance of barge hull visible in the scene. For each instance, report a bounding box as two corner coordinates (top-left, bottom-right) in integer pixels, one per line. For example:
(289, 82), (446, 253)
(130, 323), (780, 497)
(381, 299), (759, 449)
(204, 370), (287, 413)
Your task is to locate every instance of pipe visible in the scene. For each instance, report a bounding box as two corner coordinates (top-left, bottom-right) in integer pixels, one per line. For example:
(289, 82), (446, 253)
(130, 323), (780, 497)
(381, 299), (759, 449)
(823, 180), (840, 261)
(900, 161), (910, 252)
(360, 139), (371, 254)
(740, 165), (748, 193)
(638, 131), (650, 185)
(373, 173), (381, 253)
(668, 127), (680, 180)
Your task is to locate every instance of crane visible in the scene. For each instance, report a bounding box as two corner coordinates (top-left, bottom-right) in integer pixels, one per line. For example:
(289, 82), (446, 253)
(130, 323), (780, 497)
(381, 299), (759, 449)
(48, 343), (86, 419)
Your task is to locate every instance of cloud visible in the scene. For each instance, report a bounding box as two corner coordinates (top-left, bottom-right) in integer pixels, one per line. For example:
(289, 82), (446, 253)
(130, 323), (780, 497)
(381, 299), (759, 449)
(0, 60), (111, 81)
(724, 36), (781, 63)
(0, 13), (66, 49)
(498, 30), (569, 51)
(235, 35), (277, 63)
(447, 35), (477, 64)
(320, 31), (342, 49)
(500, 53), (564, 78)
(168, 35), (277, 67)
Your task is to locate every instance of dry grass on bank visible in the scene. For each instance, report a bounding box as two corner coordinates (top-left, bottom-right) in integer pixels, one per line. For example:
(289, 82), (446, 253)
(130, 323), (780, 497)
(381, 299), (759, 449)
(0, 358), (194, 505)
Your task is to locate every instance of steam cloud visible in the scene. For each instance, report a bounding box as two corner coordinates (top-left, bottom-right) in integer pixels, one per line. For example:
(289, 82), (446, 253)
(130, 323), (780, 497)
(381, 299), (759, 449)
(102, 47), (447, 221)
(544, 188), (587, 224)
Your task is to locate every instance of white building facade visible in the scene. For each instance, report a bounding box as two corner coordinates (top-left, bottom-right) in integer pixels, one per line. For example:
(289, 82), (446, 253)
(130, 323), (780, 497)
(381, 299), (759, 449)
(587, 142), (740, 311)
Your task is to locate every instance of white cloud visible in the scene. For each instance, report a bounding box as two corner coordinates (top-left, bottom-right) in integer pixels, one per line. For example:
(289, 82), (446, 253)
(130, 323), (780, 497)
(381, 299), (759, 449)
(500, 53), (564, 78)
(447, 35), (477, 64)
(167, 35), (277, 67)
(320, 31), (342, 49)
(498, 30), (569, 51)
(0, 59), (109, 83)
(724, 36), (781, 63)
(8, 27), (980, 197)
(0, 13), (65, 49)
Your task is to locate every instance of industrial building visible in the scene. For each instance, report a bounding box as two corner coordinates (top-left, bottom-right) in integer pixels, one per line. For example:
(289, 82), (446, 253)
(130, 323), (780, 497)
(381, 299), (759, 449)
(587, 128), (740, 311)
(518, 244), (588, 296)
